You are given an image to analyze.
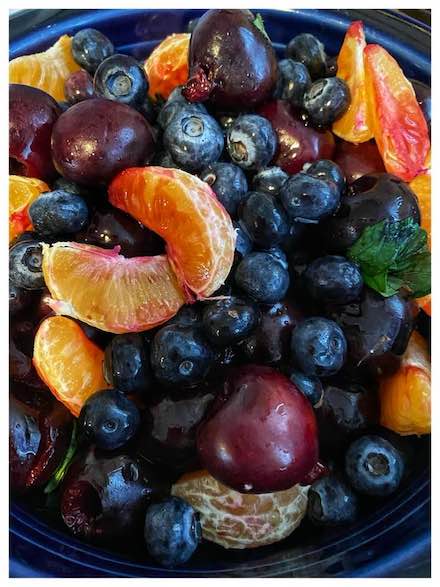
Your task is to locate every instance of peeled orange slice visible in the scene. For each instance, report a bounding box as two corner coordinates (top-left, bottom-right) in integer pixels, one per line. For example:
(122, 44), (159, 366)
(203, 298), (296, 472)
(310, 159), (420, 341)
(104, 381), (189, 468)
(9, 175), (48, 243)
(109, 167), (235, 299)
(9, 35), (81, 102)
(144, 33), (190, 100)
(364, 44), (430, 182)
(33, 316), (109, 416)
(42, 242), (185, 334)
(172, 469), (309, 549)
(379, 330), (431, 436)
(333, 21), (373, 143)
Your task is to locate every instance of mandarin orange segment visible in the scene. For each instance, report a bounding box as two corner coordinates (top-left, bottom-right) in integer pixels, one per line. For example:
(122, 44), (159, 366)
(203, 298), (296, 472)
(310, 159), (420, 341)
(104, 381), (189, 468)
(332, 21), (373, 143)
(409, 171), (431, 249)
(42, 242), (186, 334)
(379, 330), (431, 436)
(9, 175), (49, 243)
(9, 35), (81, 102)
(172, 469), (309, 549)
(144, 33), (190, 100)
(33, 316), (109, 416)
(108, 167), (235, 299)
(364, 44), (430, 182)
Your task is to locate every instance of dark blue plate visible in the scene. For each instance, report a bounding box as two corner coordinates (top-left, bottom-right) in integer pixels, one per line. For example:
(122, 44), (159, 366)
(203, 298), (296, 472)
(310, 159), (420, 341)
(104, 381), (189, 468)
(9, 8), (431, 578)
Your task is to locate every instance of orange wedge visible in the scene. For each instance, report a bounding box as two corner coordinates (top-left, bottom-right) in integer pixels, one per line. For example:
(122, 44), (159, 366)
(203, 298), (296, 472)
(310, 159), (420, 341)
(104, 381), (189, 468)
(9, 175), (48, 243)
(42, 241), (185, 334)
(108, 167), (235, 299)
(144, 33), (190, 100)
(333, 21), (373, 143)
(9, 35), (81, 102)
(364, 44), (430, 182)
(410, 169), (431, 315)
(33, 316), (109, 416)
(379, 330), (430, 436)
(172, 469), (309, 549)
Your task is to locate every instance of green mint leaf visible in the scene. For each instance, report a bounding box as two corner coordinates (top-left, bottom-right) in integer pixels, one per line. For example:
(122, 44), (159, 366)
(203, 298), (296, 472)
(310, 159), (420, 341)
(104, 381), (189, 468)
(253, 13), (270, 41)
(347, 218), (431, 299)
(44, 422), (78, 494)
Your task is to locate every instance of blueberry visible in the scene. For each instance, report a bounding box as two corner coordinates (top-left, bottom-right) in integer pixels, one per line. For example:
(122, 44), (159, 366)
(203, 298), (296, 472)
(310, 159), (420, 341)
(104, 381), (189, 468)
(303, 255), (363, 305)
(305, 159), (345, 193)
(104, 333), (152, 395)
(235, 252), (290, 303)
(94, 54), (149, 107)
(72, 28), (114, 74)
(286, 33), (327, 80)
(202, 297), (260, 346)
(290, 317), (347, 377)
(157, 87), (207, 129)
(307, 475), (358, 525)
(199, 162), (248, 217)
(274, 59), (311, 107)
(29, 190), (89, 237)
(239, 191), (289, 248)
(345, 435), (405, 497)
(151, 325), (214, 387)
(288, 370), (323, 407)
(9, 283), (33, 316)
(167, 305), (201, 327)
(227, 114), (277, 171)
(78, 389), (141, 450)
(304, 77), (350, 127)
(282, 223), (306, 252)
(233, 221), (253, 259)
(9, 240), (45, 290)
(164, 111), (224, 172)
(144, 496), (201, 568)
(280, 173), (341, 223)
(263, 247), (289, 270)
(252, 166), (289, 196)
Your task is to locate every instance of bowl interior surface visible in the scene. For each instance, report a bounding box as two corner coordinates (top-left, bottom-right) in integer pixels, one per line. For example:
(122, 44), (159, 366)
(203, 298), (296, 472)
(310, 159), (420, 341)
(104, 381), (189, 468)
(9, 8), (431, 578)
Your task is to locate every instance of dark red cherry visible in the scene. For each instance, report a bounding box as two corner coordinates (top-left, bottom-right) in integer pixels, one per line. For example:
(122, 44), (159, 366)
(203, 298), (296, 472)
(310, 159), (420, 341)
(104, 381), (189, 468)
(240, 300), (302, 365)
(51, 98), (156, 185)
(75, 202), (164, 257)
(10, 395), (73, 493)
(333, 140), (385, 184)
(197, 365), (319, 493)
(137, 384), (216, 473)
(60, 447), (170, 543)
(257, 100), (335, 174)
(9, 84), (61, 180)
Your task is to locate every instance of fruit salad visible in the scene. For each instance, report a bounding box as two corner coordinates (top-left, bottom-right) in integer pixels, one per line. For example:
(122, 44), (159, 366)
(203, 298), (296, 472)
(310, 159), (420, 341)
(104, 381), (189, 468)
(9, 10), (431, 571)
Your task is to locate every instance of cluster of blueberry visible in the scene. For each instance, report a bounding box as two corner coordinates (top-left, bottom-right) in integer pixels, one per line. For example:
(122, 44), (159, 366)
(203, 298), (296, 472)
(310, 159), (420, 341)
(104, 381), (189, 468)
(9, 17), (430, 570)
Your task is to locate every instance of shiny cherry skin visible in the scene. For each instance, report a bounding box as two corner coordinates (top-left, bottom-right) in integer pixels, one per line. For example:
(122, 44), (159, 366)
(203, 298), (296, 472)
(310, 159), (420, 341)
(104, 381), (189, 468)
(137, 384), (217, 473)
(240, 300), (302, 365)
(257, 100), (335, 174)
(9, 84), (61, 180)
(326, 287), (415, 367)
(51, 98), (156, 185)
(197, 365), (319, 493)
(61, 446), (170, 544)
(333, 140), (385, 184)
(75, 201), (164, 257)
(10, 395), (73, 493)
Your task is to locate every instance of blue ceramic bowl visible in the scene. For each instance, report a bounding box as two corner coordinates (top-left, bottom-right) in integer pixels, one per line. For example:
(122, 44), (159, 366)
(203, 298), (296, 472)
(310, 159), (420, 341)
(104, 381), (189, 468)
(9, 8), (431, 578)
